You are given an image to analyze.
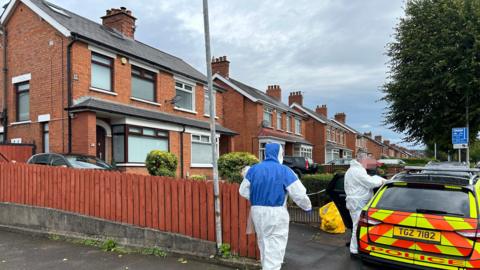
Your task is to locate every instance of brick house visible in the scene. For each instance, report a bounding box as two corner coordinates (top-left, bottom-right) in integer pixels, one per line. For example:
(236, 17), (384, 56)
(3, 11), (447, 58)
(211, 56), (312, 160)
(331, 112), (357, 158)
(363, 132), (384, 160)
(0, 0), (237, 177)
(356, 134), (369, 156)
(289, 95), (351, 164)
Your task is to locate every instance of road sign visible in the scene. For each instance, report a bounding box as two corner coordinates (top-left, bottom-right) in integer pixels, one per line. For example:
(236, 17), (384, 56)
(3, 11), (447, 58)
(452, 127), (469, 145)
(453, 144), (468, 149)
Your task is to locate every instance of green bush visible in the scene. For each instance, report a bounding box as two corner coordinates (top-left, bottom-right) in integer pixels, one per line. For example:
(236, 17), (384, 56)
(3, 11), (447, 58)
(189, 175), (207, 181)
(218, 152), (259, 183)
(145, 150), (178, 177)
(301, 173), (334, 207)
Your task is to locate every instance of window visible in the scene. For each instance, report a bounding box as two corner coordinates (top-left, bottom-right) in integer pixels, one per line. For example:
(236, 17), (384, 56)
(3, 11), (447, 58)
(50, 155), (68, 167)
(91, 53), (113, 91)
(0, 132), (3, 142)
(259, 142), (267, 160)
(286, 115), (291, 132)
(295, 118), (301, 134)
(112, 125), (169, 163)
(294, 145), (312, 159)
(204, 89), (216, 116)
(42, 123), (49, 153)
(263, 107), (273, 127)
(340, 132), (344, 145)
(326, 149), (340, 163)
(276, 112), (282, 130)
(16, 82), (30, 122)
(191, 134), (219, 166)
(344, 151), (352, 159)
(175, 81), (195, 111)
(131, 66), (156, 102)
(327, 127), (331, 141)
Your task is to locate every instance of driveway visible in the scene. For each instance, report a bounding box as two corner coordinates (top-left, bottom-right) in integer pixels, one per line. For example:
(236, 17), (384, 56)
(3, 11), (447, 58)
(284, 223), (378, 270)
(0, 229), (231, 270)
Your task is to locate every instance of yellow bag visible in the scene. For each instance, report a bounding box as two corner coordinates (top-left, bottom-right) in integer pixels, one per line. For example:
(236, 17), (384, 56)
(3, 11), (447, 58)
(319, 202), (346, 234)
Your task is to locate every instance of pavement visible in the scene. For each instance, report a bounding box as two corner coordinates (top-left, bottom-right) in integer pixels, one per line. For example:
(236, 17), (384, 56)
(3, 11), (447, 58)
(0, 229), (231, 270)
(0, 225), (380, 270)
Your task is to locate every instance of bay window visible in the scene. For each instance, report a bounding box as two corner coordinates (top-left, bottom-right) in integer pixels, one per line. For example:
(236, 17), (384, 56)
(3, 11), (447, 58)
(112, 125), (169, 164)
(175, 81), (195, 111)
(191, 134), (219, 166)
(294, 145), (313, 159)
(263, 107), (273, 127)
(16, 82), (30, 122)
(91, 53), (113, 91)
(131, 66), (156, 102)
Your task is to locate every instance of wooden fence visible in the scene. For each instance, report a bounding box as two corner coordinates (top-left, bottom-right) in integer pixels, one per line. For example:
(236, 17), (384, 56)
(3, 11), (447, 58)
(0, 144), (35, 163)
(0, 163), (258, 259)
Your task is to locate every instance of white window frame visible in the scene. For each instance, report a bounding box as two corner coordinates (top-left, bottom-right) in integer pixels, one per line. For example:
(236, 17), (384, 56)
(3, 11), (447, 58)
(263, 107), (273, 128)
(286, 115), (291, 132)
(174, 79), (196, 113)
(294, 145), (312, 159)
(294, 118), (301, 135)
(276, 112), (282, 130)
(191, 133), (219, 167)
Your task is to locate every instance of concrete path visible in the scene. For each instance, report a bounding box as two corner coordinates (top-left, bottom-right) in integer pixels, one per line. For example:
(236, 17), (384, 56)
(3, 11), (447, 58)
(0, 229), (233, 270)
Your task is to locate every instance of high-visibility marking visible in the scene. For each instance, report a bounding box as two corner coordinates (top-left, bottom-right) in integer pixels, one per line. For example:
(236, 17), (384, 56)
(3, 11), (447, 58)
(469, 192), (478, 218)
(370, 186), (387, 208)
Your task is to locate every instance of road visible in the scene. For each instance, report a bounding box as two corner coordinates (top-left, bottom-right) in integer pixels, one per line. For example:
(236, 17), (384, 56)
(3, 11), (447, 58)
(0, 225), (380, 270)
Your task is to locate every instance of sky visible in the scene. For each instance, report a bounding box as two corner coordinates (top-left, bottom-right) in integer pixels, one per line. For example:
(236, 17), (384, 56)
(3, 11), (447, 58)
(7, 0), (419, 148)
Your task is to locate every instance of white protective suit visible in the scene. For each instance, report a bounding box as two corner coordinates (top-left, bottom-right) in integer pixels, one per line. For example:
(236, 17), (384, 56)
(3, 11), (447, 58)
(239, 143), (312, 270)
(345, 159), (386, 254)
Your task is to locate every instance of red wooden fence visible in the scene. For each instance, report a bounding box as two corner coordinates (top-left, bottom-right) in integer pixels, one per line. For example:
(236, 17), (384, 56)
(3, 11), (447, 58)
(0, 163), (258, 259)
(0, 144), (35, 163)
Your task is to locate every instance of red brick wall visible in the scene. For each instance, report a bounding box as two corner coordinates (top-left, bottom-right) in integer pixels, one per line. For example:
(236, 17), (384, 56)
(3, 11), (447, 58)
(366, 139), (383, 160)
(71, 111), (96, 156)
(345, 132), (357, 157)
(2, 2), (69, 152)
(305, 118), (326, 164)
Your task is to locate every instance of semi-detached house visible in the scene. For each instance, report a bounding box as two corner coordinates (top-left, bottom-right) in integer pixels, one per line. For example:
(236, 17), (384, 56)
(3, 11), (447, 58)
(0, 0), (237, 177)
(212, 56), (313, 160)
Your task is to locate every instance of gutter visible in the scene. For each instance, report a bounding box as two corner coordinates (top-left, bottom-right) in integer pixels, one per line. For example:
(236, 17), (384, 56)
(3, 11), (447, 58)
(66, 33), (78, 153)
(1, 25), (7, 143)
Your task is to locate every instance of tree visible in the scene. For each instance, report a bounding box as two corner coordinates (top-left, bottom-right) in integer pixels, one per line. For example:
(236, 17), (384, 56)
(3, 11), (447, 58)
(383, 0), (480, 152)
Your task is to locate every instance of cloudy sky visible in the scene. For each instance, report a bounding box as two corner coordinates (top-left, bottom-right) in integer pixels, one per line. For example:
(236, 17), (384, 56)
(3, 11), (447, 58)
(11, 0), (417, 147)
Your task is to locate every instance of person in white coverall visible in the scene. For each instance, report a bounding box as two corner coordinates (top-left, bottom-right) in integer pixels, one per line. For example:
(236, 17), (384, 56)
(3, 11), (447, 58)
(345, 154), (386, 255)
(239, 143), (312, 270)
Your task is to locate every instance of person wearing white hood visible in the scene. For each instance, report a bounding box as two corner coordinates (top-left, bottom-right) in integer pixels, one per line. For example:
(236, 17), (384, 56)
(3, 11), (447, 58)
(239, 143), (312, 270)
(345, 153), (386, 255)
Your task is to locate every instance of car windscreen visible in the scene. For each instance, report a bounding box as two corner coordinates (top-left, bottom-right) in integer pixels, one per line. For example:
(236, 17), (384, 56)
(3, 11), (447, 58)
(375, 186), (471, 217)
(66, 156), (112, 170)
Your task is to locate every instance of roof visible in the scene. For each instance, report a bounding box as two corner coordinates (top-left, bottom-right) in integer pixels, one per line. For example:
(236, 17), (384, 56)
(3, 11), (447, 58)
(331, 119), (358, 134)
(290, 103), (347, 131)
(326, 141), (352, 152)
(257, 128), (312, 145)
(214, 74), (302, 116)
(4, 0), (207, 83)
(68, 97), (237, 135)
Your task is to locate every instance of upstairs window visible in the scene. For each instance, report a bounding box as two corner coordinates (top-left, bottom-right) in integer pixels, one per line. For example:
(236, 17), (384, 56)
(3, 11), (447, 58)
(286, 115), (291, 132)
(295, 118), (301, 134)
(16, 82), (30, 122)
(263, 107), (273, 127)
(327, 127), (331, 141)
(277, 112), (282, 129)
(91, 53), (113, 91)
(131, 66), (156, 102)
(175, 81), (195, 111)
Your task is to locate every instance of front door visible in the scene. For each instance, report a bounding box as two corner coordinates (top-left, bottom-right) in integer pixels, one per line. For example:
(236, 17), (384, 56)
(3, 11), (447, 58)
(96, 126), (106, 161)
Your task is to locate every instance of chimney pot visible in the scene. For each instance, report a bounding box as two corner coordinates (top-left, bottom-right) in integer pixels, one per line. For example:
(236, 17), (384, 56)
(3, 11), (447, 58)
(316, 104), (328, 117)
(266, 85), (282, 101)
(102, 7), (136, 39)
(211, 55), (230, 78)
(288, 91), (303, 106)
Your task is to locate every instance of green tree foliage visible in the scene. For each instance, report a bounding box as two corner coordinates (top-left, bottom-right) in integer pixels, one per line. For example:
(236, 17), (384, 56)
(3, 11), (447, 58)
(383, 0), (480, 151)
(145, 150), (178, 177)
(218, 152), (259, 183)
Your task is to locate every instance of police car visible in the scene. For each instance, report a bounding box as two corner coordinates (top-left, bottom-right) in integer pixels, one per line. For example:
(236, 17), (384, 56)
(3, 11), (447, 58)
(328, 164), (480, 269)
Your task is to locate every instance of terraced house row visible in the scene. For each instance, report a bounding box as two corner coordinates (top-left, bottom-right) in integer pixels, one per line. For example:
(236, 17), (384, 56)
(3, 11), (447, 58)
(0, 0), (411, 176)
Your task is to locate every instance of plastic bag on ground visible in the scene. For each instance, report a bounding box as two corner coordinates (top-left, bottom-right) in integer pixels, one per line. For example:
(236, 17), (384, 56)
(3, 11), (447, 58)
(319, 202), (346, 234)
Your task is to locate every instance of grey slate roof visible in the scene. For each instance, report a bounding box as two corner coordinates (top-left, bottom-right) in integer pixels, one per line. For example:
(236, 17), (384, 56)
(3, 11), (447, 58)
(68, 97), (237, 135)
(297, 105), (347, 131)
(30, 0), (207, 83)
(228, 78), (302, 115)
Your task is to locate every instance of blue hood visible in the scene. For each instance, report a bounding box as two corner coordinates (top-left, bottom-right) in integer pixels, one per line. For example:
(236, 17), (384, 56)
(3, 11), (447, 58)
(265, 143), (282, 163)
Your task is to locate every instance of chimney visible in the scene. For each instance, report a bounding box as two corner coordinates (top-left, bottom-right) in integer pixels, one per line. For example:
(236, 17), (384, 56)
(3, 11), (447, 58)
(375, 135), (382, 142)
(334, 112), (346, 124)
(384, 140), (390, 145)
(316, 105), (328, 117)
(288, 91), (303, 106)
(102, 7), (137, 38)
(266, 85), (282, 101)
(364, 132), (372, 138)
(211, 56), (230, 78)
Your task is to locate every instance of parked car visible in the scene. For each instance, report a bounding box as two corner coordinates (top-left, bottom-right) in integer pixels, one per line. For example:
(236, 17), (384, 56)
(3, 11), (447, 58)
(377, 158), (406, 165)
(326, 158), (352, 165)
(328, 164), (480, 269)
(27, 153), (115, 170)
(283, 156), (318, 177)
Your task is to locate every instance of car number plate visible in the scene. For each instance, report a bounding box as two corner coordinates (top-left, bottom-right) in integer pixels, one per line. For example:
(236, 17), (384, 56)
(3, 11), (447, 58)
(393, 226), (441, 243)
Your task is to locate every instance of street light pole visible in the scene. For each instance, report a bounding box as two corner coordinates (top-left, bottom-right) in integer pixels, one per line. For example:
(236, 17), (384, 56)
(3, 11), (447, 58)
(202, 0), (222, 250)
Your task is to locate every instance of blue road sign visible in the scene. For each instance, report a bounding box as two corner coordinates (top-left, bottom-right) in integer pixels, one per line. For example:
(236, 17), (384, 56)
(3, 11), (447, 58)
(452, 127), (469, 145)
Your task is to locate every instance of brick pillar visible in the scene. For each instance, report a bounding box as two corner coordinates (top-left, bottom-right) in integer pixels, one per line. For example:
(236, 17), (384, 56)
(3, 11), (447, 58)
(71, 111), (97, 156)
